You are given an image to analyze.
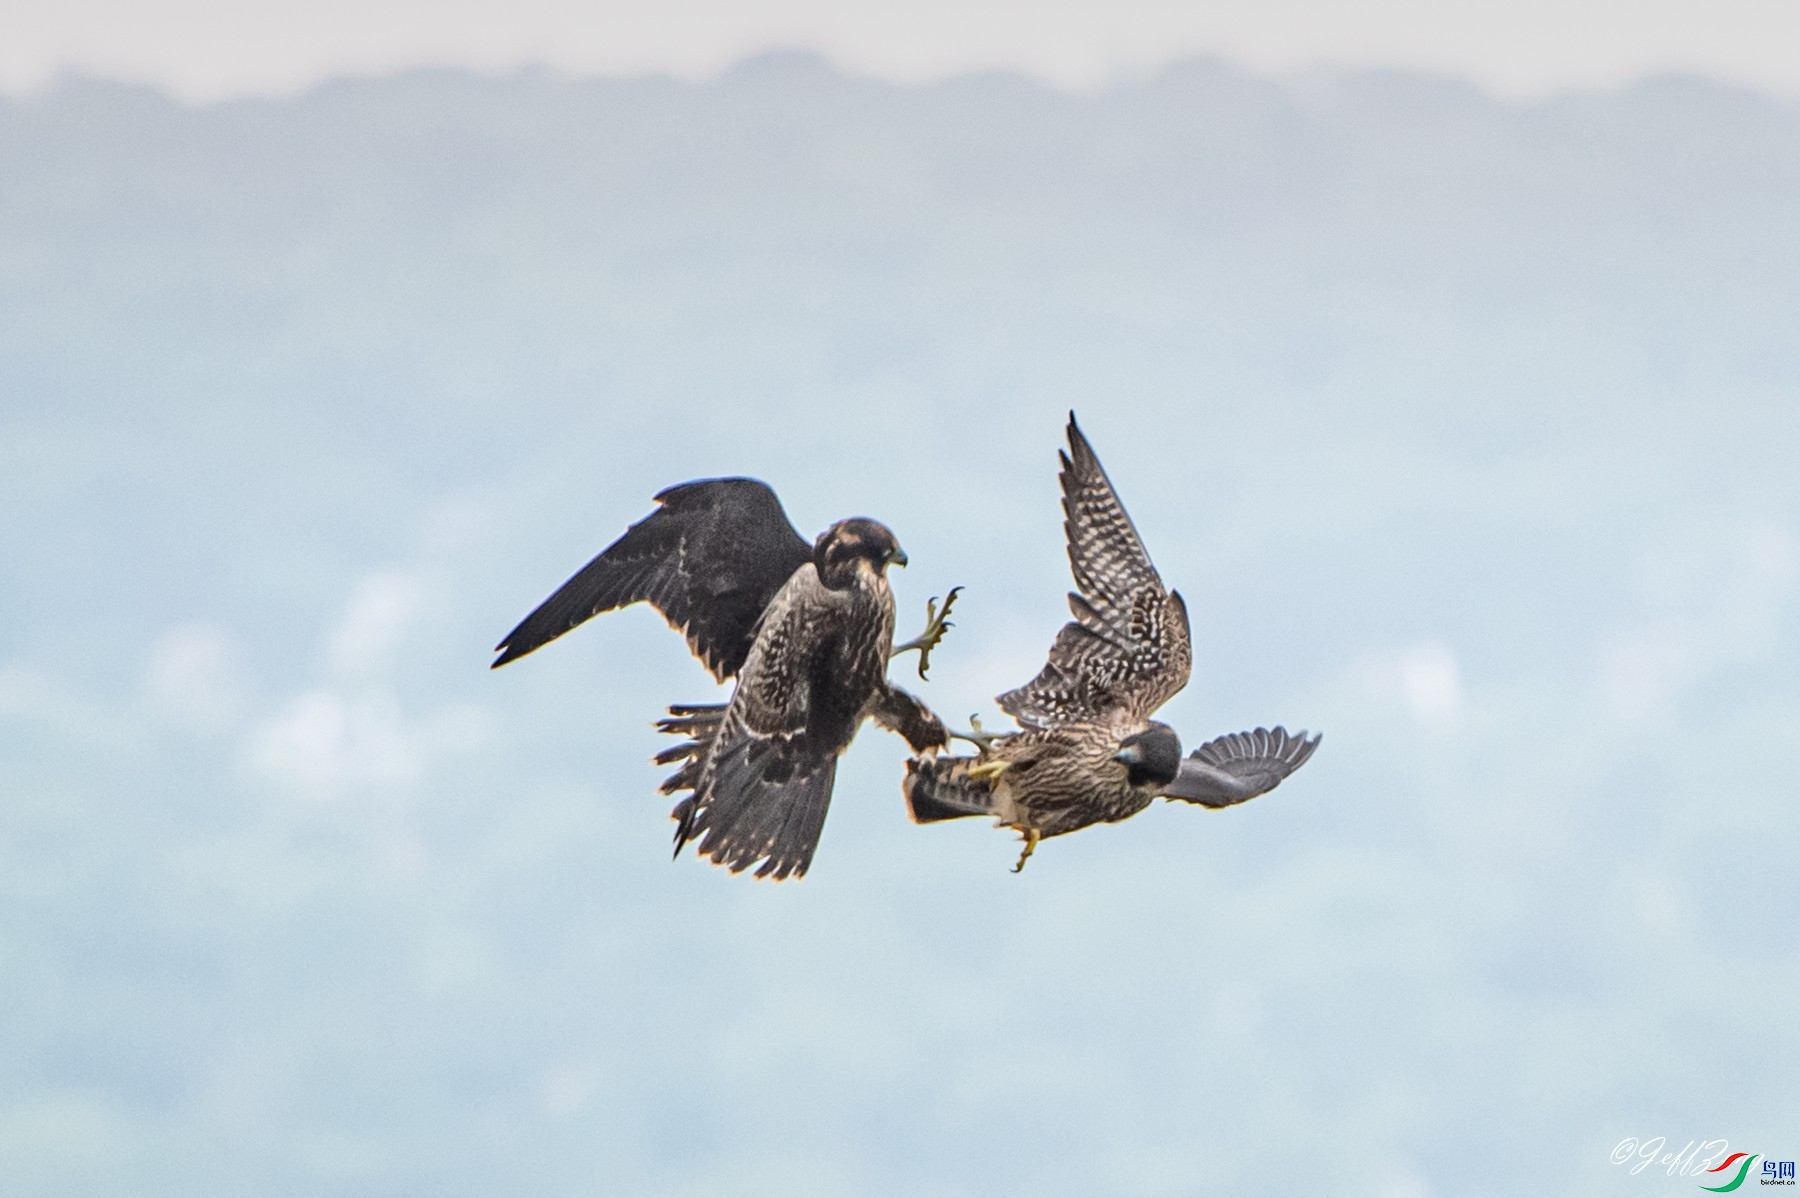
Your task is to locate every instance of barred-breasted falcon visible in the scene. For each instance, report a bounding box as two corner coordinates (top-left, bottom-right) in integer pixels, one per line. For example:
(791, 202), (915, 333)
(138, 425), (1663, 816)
(493, 478), (956, 879)
(902, 415), (1319, 871)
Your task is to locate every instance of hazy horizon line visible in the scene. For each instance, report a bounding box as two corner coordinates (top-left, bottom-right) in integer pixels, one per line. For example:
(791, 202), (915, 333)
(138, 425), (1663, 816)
(6, 47), (1797, 111)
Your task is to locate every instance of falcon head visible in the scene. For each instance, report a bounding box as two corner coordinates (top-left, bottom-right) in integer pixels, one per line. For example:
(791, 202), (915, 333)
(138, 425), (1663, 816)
(1115, 722), (1182, 789)
(814, 518), (906, 590)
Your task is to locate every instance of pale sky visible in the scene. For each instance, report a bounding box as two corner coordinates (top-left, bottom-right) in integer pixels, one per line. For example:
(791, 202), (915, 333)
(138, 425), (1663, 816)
(3, 0), (1798, 101)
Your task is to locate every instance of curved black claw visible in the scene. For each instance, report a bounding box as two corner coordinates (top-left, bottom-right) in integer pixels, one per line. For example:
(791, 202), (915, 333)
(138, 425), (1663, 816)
(949, 712), (1004, 752)
(1011, 827), (1041, 874)
(892, 585), (962, 680)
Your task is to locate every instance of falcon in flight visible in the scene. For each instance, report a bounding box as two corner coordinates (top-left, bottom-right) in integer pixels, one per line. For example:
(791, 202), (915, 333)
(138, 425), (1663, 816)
(902, 415), (1320, 871)
(493, 478), (956, 879)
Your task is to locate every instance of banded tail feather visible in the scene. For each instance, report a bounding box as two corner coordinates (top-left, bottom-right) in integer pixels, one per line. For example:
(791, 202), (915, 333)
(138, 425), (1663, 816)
(654, 703), (729, 796)
(1160, 725), (1321, 809)
(675, 738), (839, 880)
(903, 756), (999, 824)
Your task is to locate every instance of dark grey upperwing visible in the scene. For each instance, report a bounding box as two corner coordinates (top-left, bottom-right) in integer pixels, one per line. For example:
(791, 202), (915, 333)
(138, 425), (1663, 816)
(998, 414), (1193, 728)
(1160, 726), (1321, 809)
(491, 478), (811, 678)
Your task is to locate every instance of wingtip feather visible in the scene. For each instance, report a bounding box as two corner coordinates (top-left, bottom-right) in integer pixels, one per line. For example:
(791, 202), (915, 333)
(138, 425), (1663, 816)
(1063, 415), (1099, 466)
(1065, 410), (1085, 448)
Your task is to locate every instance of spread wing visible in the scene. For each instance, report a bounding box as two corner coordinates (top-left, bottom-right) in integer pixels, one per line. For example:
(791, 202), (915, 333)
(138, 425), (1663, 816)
(998, 414), (1192, 729)
(667, 568), (852, 881)
(1160, 726), (1321, 808)
(491, 478), (811, 679)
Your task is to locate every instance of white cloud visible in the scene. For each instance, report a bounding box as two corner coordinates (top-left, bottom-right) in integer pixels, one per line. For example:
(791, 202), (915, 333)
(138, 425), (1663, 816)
(244, 688), (419, 797)
(1376, 1168), (1436, 1198)
(1357, 641), (1465, 732)
(243, 687), (496, 799)
(324, 569), (423, 682)
(420, 493), (499, 558)
(0, 664), (54, 719)
(1595, 519), (1798, 723)
(1744, 520), (1799, 582)
(143, 623), (247, 734)
(0, 663), (114, 741)
(1207, 981), (1265, 1040)
(536, 1064), (598, 1117)
(243, 558), (497, 798)
(1611, 867), (1698, 946)
(1398, 643), (1463, 732)
(1722, 519), (1798, 651)
(1596, 621), (1702, 723)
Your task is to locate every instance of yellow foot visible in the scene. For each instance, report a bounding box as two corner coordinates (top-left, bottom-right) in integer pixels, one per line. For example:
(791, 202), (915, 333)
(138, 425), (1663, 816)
(968, 759), (1011, 783)
(891, 586), (962, 679)
(1011, 827), (1041, 874)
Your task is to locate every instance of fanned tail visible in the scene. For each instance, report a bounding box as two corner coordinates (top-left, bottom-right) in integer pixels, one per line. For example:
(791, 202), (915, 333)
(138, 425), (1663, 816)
(677, 737), (838, 880)
(654, 703), (729, 797)
(659, 703), (840, 880)
(1160, 725), (1321, 809)
(902, 756), (999, 824)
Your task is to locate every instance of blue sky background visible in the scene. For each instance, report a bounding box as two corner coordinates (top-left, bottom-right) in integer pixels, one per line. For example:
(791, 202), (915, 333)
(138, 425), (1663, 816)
(2, 50), (1797, 1197)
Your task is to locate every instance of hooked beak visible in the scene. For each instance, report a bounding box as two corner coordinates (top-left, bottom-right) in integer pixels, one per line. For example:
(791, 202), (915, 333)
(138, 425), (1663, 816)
(889, 546), (908, 568)
(1113, 743), (1143, 766)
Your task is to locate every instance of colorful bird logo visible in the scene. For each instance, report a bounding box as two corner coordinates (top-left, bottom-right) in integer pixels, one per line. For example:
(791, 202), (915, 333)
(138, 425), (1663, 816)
(1698, 1153), (1759, 1192)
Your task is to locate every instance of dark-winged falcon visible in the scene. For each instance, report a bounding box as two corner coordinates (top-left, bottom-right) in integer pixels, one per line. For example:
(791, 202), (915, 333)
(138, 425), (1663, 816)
(902, 415), (1320, 871)
(494, 478), (957, 879)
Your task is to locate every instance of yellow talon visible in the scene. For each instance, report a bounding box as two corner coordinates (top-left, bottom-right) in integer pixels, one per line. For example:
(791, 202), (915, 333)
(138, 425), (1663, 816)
(968, 759), (1011, 783)
(1011, 827), (1041, 874)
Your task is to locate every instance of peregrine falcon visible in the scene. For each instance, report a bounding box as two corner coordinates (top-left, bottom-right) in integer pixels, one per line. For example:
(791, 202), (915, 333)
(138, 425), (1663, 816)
(902, 415), (1319, 871)
(494, 478), (956, 879)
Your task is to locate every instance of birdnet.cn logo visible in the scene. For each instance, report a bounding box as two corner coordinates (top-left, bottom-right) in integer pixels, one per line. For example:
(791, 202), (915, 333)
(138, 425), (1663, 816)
(1698, 1154), (1796, 1191)
(1610, 1140), (1796, 1189)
